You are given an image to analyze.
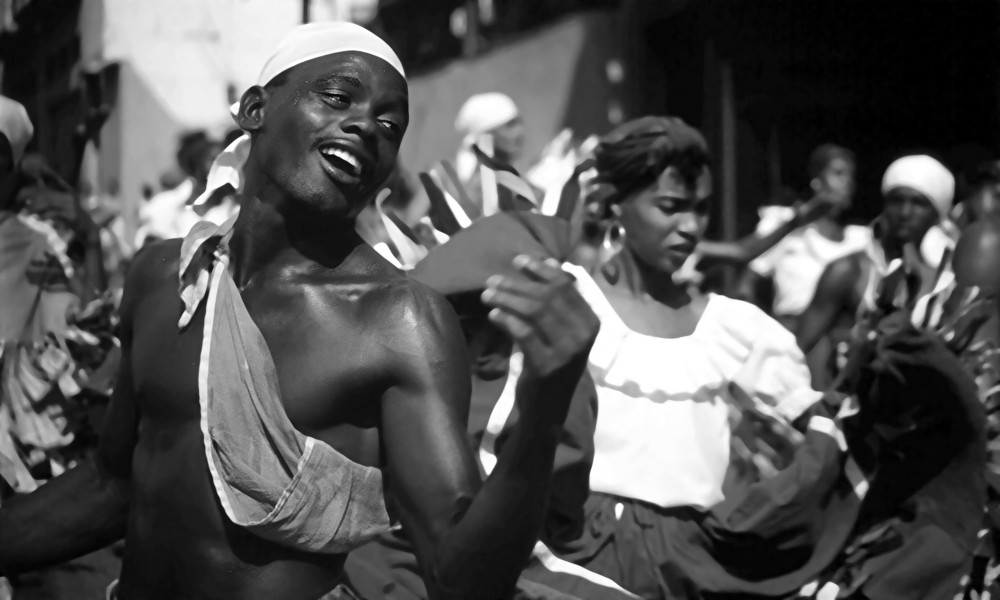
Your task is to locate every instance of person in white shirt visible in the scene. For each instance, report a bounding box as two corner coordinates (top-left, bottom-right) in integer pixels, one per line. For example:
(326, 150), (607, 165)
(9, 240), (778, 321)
(134, 131), (221, 247)
(740, 144), (869, 333)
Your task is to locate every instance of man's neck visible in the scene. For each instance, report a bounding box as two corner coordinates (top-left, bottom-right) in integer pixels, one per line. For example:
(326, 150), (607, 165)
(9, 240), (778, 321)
(228, 192), (363, 290)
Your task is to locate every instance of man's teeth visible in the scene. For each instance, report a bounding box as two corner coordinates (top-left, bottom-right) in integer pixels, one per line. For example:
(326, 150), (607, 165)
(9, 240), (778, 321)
(320, 147), (363, 176)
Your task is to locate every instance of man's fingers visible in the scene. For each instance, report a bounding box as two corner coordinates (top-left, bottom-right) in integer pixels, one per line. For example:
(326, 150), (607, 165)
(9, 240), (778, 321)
(484, 274), (548, 299)
(481, 288), (546, 331)
(488, 308), (547, 350)
(512, 255), (572, 284)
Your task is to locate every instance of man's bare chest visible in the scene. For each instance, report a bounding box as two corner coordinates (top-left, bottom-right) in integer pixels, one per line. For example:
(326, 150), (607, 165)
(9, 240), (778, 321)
(130, 281), (388, 445)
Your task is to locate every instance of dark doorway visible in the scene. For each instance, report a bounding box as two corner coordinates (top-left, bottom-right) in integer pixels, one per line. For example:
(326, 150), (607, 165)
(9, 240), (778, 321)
(637, 0), (1000, 234)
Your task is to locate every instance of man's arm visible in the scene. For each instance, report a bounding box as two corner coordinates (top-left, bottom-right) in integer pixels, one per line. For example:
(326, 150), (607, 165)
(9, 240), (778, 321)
(697, 196), (834, 269)
(0, 247), (148, 575)
(381, 256), (598, 600)
(795, 254), (861, 354)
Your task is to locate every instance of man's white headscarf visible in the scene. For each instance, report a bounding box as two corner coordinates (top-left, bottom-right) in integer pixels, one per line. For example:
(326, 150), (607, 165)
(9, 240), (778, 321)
(454, 92), (519, 182)
(0, 95), (34, 165)
(195, 22), (404, 207)
(881, 154), (955, 221)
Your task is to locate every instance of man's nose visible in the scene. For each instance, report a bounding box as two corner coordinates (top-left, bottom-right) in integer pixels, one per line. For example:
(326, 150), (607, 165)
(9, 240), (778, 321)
(898, 199), (916, 218)
(341, 113), (378, 139)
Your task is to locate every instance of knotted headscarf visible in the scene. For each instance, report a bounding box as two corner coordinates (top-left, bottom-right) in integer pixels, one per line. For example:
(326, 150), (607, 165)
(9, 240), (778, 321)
(454, 92), (520, 183)
(194, 22), (405, 207)
(592, 116), (710, 205)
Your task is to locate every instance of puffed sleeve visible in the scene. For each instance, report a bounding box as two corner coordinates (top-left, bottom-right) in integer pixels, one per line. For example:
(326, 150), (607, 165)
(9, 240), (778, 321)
(747, 205), (796, 277)
(729, 303), (823, 424)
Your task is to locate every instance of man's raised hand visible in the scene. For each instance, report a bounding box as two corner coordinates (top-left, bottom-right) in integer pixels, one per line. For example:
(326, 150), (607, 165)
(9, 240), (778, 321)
(481, 255), (599, 378)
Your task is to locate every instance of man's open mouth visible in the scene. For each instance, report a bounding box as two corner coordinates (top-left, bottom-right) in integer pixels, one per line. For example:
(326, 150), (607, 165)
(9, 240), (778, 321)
(319, 145), (365, 181)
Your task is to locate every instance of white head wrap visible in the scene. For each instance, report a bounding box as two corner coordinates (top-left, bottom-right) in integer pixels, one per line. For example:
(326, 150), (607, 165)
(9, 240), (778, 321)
(194, 22), (405, 207)
(881, 154), (955, 221)
(454, 93), (519, 182)
(0, 95), (34, 165)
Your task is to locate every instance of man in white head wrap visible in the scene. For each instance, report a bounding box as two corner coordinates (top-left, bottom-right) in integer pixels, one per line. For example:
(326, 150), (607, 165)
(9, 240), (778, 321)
(797, 153), (959, 385)
(454, 92), (524, 183)
(0, 21), (599, 600)
(0, 95), (33, 208)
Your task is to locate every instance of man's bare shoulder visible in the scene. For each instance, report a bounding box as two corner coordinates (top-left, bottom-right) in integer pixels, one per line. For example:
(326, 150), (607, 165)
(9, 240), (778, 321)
(122, 240), (182, 300)
(345, 248), (469, 384)
(345, 245), (459, 329)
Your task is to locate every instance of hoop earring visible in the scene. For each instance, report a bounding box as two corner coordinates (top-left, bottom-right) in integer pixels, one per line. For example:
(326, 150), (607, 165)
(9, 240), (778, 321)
(602, 220), (625, 255)
(599, 220), (625, 282)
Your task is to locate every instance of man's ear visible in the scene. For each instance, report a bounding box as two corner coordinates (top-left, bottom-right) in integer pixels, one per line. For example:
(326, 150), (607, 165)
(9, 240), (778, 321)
(236, 86), (268, 133)
(810, 177), (822, 195)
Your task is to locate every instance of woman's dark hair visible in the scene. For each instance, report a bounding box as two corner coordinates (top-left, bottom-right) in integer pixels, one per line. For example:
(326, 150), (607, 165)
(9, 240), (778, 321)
(592, 116), (711, 206)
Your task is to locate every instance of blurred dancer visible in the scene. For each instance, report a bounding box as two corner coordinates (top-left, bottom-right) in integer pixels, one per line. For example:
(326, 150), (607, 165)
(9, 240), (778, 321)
(740, 144), (869, 331)
(454, 92), (525, 184)
(796, 154), (957, 384)
(134, 131), (220, 247)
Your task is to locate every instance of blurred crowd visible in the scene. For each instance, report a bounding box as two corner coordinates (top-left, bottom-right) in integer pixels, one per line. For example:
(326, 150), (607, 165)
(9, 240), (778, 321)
(1, 58), (1000, 599)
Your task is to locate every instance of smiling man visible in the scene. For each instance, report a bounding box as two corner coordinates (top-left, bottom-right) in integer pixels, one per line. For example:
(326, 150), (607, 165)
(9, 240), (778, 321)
(0, 23), (599, 600)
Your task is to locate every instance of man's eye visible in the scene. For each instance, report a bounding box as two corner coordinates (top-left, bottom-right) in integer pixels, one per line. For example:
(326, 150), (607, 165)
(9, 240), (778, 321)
(323, 92), (350, 105)
(379, 120), (401, 134)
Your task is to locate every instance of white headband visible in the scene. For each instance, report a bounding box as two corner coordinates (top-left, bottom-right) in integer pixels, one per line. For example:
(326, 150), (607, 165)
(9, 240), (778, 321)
(193, 22), (404, 208)
(258, 22), (404, 85)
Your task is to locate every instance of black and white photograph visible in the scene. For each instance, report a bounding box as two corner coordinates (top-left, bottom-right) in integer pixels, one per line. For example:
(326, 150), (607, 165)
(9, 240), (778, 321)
(0, 1), (998, 598)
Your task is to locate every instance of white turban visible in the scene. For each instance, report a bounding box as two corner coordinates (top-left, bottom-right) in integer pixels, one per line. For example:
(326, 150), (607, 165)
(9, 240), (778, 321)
(455, 92), (518, 139)
(0, 95), (34, 165)
(881, 154), (955, 221)
(454, 93), (519, 183)
(258, 22), (404, 86)
(195, 22), (404, 207)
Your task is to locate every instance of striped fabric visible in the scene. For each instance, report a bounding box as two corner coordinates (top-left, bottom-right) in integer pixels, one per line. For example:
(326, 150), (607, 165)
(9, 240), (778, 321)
(472, 145), (539, 206)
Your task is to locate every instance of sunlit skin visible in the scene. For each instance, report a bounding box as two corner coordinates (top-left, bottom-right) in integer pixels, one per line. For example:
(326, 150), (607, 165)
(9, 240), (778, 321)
(598, 165), (713, 339)
(0, 51), (598, 600)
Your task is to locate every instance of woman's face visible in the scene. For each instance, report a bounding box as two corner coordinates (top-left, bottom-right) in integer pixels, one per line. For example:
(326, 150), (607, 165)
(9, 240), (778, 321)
(617, 165), (711, 274)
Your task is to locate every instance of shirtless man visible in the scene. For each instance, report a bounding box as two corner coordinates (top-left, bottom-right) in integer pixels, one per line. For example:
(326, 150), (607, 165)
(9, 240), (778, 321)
(0, 24), (599, 600)
(796, 154), (956, 382)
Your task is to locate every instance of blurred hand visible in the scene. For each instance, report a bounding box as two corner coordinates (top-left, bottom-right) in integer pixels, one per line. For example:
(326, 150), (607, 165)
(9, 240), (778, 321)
(481, 255), (599, 378)
(793, 192), (838, 225)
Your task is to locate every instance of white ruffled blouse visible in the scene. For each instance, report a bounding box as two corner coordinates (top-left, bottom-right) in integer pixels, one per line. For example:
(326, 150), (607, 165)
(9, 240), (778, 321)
(564, 264), (821, 509)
